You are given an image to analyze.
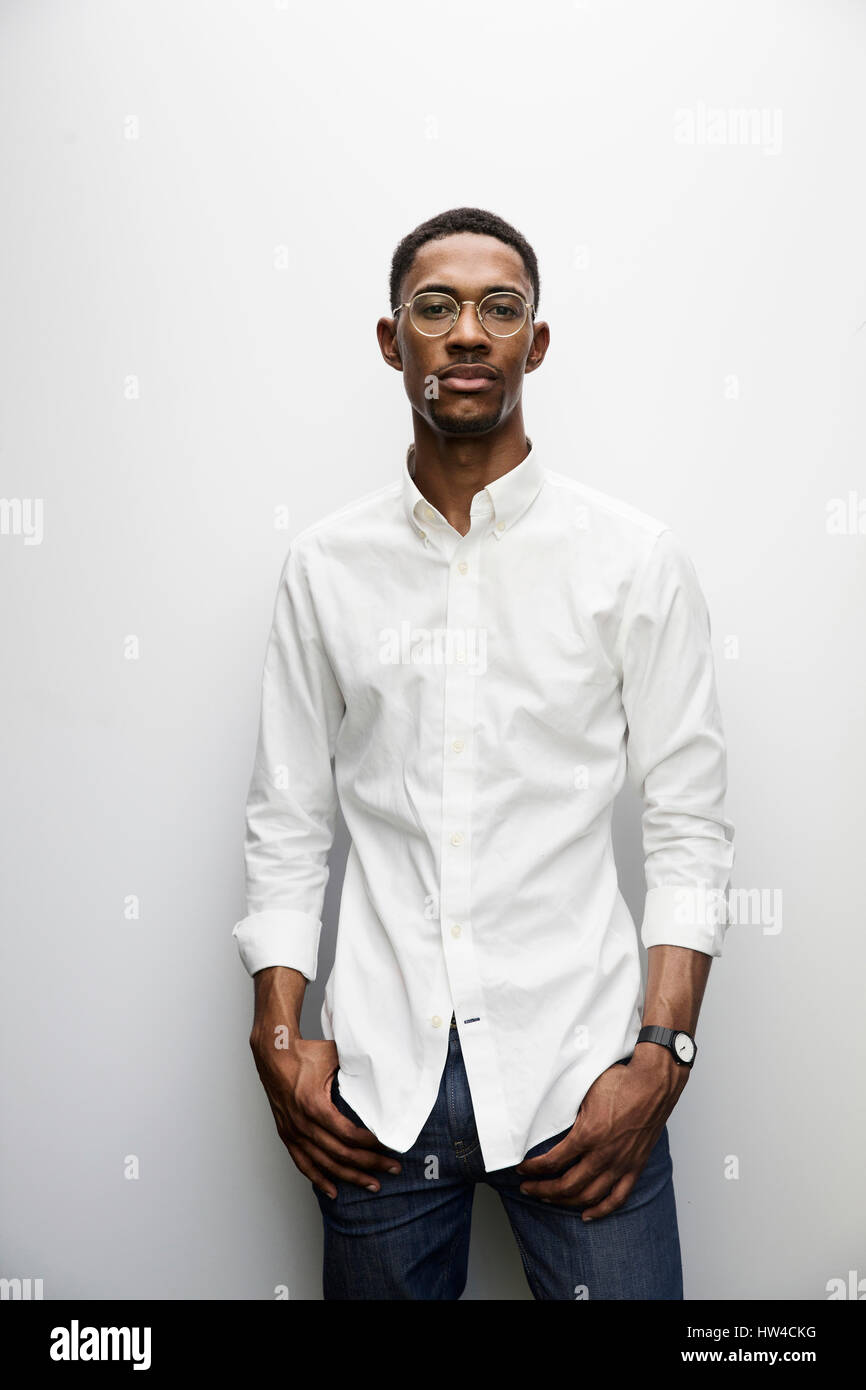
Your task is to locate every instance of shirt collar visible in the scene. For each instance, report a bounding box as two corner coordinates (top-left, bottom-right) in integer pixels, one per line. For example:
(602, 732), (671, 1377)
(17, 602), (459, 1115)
(401, 436), (544, 542)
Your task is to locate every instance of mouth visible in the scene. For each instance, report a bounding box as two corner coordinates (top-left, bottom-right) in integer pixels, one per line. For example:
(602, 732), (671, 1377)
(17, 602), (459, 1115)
(437, 365), (499, 394)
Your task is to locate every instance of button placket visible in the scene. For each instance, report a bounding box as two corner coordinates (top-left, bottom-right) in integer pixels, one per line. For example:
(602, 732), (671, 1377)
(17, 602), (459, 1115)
(434, 509), (515, 1162)
(437, 515), (487, 1032)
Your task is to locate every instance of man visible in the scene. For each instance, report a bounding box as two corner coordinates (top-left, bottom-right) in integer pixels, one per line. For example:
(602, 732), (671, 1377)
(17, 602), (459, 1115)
(233, 207), (735, 1301)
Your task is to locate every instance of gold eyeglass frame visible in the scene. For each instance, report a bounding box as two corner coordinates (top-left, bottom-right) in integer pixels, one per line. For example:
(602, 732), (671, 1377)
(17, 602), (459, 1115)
(393, 291), (536, 338)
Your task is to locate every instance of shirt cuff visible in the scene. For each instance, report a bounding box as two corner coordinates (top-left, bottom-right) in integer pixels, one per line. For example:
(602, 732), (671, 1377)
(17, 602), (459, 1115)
(640, 885), (728, 958)
(231, 908), (322, 980)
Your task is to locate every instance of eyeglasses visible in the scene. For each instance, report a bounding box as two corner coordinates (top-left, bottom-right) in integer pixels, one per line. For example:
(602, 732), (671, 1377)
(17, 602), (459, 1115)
(393, 291), (535, 338)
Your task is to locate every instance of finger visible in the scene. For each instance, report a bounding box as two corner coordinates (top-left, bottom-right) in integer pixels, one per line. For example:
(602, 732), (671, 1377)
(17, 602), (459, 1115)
(566, 1169), (622, 1208)
(519, 1160), (607, 1203)
(301, 1137), (392, 1192)
(320, 1103), (396, 1151)
(514, 1136), (581, 1176)
(520, 1183), (585, 1208)
(580, 1172), (636, 1222)
(314, 1101), (399, 1153)
(285, 1142), (337, 1201)
(312, 1101), (404, 1165)
(305, 1117), (402, 1174)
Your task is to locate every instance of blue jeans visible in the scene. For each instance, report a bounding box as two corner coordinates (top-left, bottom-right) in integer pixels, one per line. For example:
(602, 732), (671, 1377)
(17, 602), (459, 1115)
(314, 1015), (683, 1300)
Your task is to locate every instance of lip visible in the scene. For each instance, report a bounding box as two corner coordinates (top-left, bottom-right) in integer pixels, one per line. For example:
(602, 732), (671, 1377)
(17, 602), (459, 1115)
(437, 365), (499, 393)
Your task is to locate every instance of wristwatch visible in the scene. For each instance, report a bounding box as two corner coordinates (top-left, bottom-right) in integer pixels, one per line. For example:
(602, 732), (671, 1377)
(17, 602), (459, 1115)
(636, 1024), (697, 1068)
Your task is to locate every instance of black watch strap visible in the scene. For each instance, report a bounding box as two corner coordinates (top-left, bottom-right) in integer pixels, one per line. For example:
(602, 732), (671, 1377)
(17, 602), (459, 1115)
(636, 1024), (697, 1067)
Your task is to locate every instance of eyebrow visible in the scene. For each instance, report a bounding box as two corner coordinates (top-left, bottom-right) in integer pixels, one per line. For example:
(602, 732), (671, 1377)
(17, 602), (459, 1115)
(408, 282), (529, 301)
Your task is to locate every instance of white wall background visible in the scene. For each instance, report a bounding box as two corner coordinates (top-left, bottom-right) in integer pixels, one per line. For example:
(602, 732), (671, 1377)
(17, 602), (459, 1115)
(1, 0), (864, 1300)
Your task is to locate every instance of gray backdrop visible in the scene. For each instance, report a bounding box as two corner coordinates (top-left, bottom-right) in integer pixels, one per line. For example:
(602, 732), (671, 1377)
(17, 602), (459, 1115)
(1, 0), (864, 1300)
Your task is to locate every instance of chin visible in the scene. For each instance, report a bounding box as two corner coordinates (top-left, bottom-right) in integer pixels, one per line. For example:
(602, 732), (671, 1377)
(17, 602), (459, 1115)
(429, 405), (504, 436)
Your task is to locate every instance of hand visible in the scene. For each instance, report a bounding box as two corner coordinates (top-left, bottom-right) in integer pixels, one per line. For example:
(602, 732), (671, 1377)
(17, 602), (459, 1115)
(514, 1045), (688, 1221)
(249, 1025), (402, 1200)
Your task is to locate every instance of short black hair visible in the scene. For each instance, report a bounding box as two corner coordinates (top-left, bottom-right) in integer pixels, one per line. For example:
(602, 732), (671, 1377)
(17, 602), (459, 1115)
(389, 207), (540, 316)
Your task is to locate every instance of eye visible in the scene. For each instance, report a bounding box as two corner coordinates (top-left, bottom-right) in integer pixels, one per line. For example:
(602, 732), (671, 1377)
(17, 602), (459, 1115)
(481, 295), (524, 324)
(413, 293), (458, 320)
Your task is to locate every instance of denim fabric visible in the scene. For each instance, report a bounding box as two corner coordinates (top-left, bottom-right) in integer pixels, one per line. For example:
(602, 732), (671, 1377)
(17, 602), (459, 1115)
(314, 1015), (684, 1300)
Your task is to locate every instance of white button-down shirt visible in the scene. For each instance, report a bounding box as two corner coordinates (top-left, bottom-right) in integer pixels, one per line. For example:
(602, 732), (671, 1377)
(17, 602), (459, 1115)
(232, 440), (734, 1170)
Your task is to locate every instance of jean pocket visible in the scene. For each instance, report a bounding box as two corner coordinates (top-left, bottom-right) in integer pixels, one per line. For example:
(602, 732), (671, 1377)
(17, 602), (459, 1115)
(522, 1124), (573, 1164)
(331, 1072), (365, 1129)
(612, 1124), (674, 1213)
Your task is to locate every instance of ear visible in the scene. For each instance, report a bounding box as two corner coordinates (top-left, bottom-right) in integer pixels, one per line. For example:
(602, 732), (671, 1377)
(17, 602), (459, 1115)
(376, 316), (404, 372)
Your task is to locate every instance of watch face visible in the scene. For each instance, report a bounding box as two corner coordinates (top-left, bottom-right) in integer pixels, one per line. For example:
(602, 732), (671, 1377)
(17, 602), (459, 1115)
(674, 1032), (695, 1063)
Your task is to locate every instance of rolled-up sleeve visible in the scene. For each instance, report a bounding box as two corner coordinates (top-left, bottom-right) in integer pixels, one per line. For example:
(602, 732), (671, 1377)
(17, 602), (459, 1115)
(231, 541), (345, 979)
(618, 528), (735, 957)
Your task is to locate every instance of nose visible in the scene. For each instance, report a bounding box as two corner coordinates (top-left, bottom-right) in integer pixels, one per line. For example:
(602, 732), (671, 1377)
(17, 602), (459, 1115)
(446, 301), (490, 352)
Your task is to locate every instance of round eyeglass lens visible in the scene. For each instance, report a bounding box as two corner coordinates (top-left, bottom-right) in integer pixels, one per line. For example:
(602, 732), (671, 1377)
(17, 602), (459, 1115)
(478, 293), (528, 335)
(408, 293), (459, 335)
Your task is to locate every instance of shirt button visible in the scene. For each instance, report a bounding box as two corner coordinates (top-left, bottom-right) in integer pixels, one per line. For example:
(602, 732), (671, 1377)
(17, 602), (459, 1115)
(424, 506), (435, 520)
(452, 739), (464, 752)
(450, 924), (462, 938)
(450, 831), (463, 846)
(457, 561), (469, 574)
(496, 520), (506, 532)
(431, 1015), (443, 1027)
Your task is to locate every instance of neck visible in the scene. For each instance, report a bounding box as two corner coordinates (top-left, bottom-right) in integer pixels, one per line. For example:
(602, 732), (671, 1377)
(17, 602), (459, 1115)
(409, 414), (531, 537)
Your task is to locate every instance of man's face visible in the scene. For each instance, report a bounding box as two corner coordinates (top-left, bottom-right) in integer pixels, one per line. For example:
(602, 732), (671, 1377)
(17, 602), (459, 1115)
(379, 232), (548, 437)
